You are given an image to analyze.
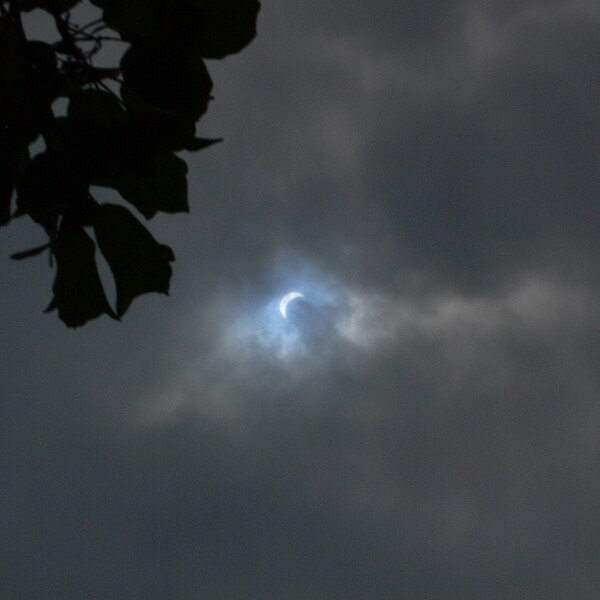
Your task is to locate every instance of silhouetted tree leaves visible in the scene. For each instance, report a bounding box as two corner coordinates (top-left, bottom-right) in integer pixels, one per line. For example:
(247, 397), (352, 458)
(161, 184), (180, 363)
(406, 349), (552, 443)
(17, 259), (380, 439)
(121, 42), (212, 121)
(46, 116), (117, 188)
(0, 129), (29, 225)
(116, 153), (188, 219)
(90, 0), (164, 40)
(1, 20), (57, 142)
(45, 226), (118, 328)
(190, 0), (261, 59)
(16, 152), (89, 233)
(120, 83), (198, 152)
(0, 171), (12, 225)
(94, 203), (174, 317)
(0, 176), (13, 225)
(66, 91), (189, 217)
(91, 0), (260, 58)
(1, 0), (260, 326)
(61, 90), (130, 184)
(67, 89), (127, 128)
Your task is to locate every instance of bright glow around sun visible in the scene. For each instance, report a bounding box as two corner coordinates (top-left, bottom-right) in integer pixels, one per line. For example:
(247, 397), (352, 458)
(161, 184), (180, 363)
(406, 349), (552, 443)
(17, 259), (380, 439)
(209, 253), (363, 367)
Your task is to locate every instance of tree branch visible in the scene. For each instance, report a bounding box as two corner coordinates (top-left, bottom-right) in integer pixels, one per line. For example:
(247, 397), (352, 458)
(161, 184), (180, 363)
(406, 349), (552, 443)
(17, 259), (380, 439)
(53, 12), (85, 59)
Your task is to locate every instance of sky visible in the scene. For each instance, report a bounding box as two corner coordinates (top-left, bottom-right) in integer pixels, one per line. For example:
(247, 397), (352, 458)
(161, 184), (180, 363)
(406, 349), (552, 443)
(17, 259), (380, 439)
(1, 1), (599, 598)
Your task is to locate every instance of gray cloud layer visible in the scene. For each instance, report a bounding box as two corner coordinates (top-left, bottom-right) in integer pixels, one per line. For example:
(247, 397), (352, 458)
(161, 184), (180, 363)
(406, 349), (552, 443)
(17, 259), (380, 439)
(1, 1), (599, 598)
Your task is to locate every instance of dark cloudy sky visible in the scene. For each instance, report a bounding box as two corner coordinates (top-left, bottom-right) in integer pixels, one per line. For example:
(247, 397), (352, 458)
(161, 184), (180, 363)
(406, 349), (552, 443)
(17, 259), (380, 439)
(1, 1), (599, 598)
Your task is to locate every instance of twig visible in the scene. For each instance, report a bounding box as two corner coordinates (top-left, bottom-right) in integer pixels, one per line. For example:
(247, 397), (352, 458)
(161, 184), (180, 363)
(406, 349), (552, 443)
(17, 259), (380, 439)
(53, 13), (84, 59)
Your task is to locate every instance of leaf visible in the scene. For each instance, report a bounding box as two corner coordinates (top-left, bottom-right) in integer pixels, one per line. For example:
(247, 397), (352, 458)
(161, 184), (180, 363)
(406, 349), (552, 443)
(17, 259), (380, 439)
(184, 137), (223, 152)
(59, 91), (131, 186)
(10, 243), (50, 260)
(68, 89), (127, 129)
(121, 82), (199, 152)
(48, 116), (121, 188)
(45, 227), (117, 327)
(16, 152), (89, 232)
(0, 176), (12, 225)
(51, 104), (188, 218)
(16, 153), (62, 232)
(90, 0), (165, 39)
(188, 0), (261, 59)
(0, 130), (27, 226)
(115, 153), (188, 219)
(1, 27), (58, 142)
(94, 203), (175, 317)
(90, 0), (261, 58)
(121, 41), (212, 121)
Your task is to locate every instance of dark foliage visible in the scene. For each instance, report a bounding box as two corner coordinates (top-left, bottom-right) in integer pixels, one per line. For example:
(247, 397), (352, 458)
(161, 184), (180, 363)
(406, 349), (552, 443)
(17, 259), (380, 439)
(1, 0), (260, 326)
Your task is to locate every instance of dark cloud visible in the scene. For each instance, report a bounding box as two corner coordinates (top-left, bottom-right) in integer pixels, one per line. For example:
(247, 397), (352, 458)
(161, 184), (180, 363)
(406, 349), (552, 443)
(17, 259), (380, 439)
(1, 1), (599, 598)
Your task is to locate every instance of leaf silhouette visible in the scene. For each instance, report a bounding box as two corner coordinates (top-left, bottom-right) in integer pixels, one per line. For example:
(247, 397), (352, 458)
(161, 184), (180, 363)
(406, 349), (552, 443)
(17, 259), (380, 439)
(115, 153), (189, 219)
(16, 152), (89, 233)
(121, 83), (198, 152)
(94, 203), (175, 317)
(188, 0), (261, 59)
(0, 177), (13, 225)
(45, 226), (118, 328)
(90, 0), (165, 39)
(1, 1), (260, 325)
(91, 0), (260, 58)
(121, 41), (213, 121)
(0, 130), (28, 226)
(10, 242), (50, 260)
(1, 22), (58, 142)
(184, 137), (223, 152)
(67, 89), (127, 128)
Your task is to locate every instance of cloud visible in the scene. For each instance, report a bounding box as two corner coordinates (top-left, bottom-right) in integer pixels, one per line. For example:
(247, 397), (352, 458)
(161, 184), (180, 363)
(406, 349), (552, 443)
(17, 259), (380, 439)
(140, 253), (597, 432)
(1, 1), (599, 598)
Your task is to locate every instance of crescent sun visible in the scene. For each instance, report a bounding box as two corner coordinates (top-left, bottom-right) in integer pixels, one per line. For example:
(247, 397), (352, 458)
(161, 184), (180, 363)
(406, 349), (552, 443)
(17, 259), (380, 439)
(279, 292), (304, 318)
